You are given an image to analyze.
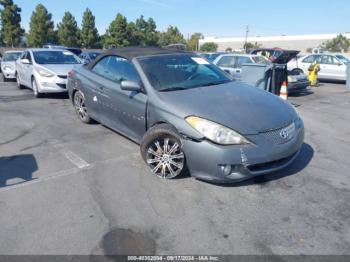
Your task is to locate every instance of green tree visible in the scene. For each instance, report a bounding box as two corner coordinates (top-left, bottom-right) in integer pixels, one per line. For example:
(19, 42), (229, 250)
(0, 0), (24, 47)
(158, 26), (185, 47)
(187, 33), (203, 51)
(57, 12), (80, 47)
(81, 8), (100, 48)
(243, 41), (262, 50)
(200, 42), (218, 52)
(103, 13), (131, 48)
(323, 34), (350, 52)
(134, 16), (159, 46)
(27, 4), (55, 47)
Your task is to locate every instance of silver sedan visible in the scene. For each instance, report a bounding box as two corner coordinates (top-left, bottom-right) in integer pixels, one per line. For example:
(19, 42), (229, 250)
(15, 49), (82, 97)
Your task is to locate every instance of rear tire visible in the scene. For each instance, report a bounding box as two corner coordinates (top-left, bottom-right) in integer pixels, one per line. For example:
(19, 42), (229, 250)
(73, 90), (92, 124)
(141, 124), (187, 179)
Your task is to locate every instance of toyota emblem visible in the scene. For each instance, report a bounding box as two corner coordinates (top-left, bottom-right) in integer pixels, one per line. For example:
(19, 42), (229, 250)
(280, 129), (289, 139)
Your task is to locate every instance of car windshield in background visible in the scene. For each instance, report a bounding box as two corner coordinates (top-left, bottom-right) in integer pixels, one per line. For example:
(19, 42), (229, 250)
(138, 54), (232, 91)
(335, 55), (349, 64)
(199, 53), (221, 62)
(3, 52), (22, 62)
(252, 56), (270, 64)
(89, 52), (101, 60)
(33, 51), (81, 64)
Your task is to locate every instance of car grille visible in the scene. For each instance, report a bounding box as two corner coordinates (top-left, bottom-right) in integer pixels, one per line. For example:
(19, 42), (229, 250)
(57, 75), (68, 79)
(247, 151), (298, 173)
(260, 122), (296, 144)
(57, 83), (67, 89)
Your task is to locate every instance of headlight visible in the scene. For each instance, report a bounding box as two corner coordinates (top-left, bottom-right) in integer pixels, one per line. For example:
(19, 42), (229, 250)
(288, 76), (297, 83)
(3, 65), (14, 71)
(186, 116), (250, 145)
(36, 68), (54, 78)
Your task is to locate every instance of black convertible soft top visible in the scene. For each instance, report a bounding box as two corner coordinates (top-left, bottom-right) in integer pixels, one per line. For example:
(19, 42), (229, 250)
(87, 46), (188, 69)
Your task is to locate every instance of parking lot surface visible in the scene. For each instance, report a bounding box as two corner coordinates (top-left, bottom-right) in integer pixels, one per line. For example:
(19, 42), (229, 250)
(0, 80), (350, 255)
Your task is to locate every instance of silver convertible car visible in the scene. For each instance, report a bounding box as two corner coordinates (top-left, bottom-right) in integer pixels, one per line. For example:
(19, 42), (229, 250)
(67, 47), (304, 183)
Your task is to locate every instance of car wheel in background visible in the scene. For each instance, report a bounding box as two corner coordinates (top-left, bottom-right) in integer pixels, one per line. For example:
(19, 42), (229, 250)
(141, 124), (187, 179)
(73, 90), (92, 124)
(16, 73), (24, 89)
(292, 68), (304, 75)
(32, 78), (42, 98)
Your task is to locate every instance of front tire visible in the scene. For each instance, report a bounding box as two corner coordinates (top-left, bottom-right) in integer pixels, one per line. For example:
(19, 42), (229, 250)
(16, 73), (24, 89)
(73, 90), (92, 124)
(141, 124), (187, 179)
(32, 78), (42, 98)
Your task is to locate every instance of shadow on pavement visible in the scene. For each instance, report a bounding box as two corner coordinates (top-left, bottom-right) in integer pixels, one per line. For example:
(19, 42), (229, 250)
(202, 143), (314, 187)
(289, 89), (314, 97)
(0, 154), (38, 188)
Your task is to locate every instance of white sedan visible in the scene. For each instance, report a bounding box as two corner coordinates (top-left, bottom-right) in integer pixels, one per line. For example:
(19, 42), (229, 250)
(15, 49), (82, 97)
(1, 50), (23, 81)
(288, 53), (347, 81)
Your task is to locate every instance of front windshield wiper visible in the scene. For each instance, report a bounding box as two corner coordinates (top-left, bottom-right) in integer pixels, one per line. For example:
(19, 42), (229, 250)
(158, 86), (189, 92)
(200, 80), (231, 87)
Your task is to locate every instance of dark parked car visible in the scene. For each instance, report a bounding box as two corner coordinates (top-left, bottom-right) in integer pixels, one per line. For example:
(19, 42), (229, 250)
(79, 51), (102, 64)
(67, 47), (304, 183)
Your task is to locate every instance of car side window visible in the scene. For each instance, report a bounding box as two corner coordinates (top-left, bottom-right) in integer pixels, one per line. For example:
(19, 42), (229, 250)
(20, 52), (26, 60)
(92, 56), (141, 83)
(25, 52), (32, 63)
(236, 56), (253, 68)
(217, 56), (236, 68)
(302, 55), (315, 63)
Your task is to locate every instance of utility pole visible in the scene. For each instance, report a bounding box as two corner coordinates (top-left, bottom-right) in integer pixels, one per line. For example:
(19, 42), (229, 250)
(244, 25), (249, 53)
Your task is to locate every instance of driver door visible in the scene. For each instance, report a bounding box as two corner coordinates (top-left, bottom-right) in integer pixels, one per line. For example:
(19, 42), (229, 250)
(91, 55), (147, 142)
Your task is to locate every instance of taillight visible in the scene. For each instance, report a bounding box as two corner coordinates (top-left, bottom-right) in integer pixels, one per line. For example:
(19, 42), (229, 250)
(67, 70), (74, 78)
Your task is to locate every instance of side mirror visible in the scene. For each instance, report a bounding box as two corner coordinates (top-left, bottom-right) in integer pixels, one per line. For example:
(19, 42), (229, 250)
(21, 59), (30, 64)
(337, 62), (343, 66)
(120, 80), (142, 92)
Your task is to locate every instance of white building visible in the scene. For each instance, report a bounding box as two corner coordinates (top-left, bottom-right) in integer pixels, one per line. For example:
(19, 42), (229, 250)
(199, 33), (350, 52)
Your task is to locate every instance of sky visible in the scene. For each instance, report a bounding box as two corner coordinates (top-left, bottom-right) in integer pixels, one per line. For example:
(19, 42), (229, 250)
(15, 0), (350, 39)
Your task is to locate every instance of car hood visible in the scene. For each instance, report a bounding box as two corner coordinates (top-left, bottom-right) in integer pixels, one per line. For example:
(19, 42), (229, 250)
(1, 61), (16, 67)
(40, 64), (80, 76)
(157, 82), (297, 135)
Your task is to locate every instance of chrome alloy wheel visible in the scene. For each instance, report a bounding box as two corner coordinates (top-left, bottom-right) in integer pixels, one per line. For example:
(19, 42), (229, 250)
(74, 91), (89, 121)
(146, 137), (185, 179)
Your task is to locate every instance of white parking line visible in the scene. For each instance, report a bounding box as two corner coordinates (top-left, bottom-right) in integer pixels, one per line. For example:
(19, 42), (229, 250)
(0, 153), (138, 194)
(61, 149), (90, 169)
(0, 167), (84, 193)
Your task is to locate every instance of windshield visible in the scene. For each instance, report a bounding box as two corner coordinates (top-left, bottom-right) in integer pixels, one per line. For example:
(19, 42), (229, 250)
(33, 51), (81, 64)
(252, 56), (270, 65)
(335, 55), (349, 64)
(138, 54), (232, 91)
(3, 52), (22, 62)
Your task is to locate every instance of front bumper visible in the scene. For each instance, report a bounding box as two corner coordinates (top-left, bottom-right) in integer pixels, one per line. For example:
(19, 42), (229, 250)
(36, 75), (68, 93)
(182, 120), (304, 183)
(1, 68), (16, 79)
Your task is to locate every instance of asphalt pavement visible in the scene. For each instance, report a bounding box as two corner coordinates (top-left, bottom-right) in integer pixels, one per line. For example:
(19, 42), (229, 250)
(0, 79), (349, 255)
